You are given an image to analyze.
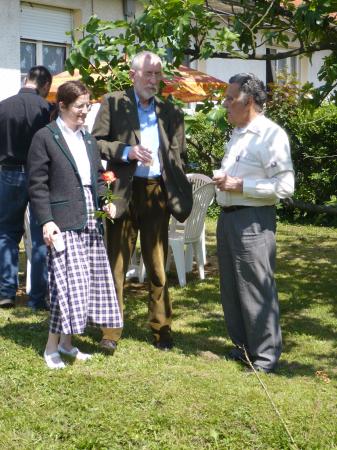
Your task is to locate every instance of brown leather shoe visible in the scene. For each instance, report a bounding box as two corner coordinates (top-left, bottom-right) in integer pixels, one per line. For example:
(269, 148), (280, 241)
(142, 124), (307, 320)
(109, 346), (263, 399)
(154, 340), (174, 351)
(154, 334), (174, 351)
(153, 326), (174, 351)
(99, 339), (117, 355)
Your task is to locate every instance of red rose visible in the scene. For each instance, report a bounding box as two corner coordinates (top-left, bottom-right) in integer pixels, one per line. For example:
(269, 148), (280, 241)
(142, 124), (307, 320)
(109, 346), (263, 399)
(101, 171), (117, 183)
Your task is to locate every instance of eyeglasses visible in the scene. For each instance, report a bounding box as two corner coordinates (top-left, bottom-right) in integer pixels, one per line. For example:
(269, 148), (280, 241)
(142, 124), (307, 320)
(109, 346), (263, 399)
(139, 70), (162, 80)
(72, 102), (92, 112)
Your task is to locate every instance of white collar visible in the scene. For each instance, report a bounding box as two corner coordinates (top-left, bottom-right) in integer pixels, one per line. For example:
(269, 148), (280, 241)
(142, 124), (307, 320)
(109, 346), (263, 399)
(56, 116), (86, 136)
(234, 114), (265, 136)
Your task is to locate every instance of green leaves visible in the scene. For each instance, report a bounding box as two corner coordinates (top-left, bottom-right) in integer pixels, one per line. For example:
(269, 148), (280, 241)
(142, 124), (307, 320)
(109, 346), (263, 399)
(205, 106), (228, 133)
(78, 36), (96, 58)
(65, 1), (337, 105)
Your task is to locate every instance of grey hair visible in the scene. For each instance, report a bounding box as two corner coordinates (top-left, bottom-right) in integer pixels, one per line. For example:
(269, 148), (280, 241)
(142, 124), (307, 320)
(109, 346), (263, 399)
(130, 51), (162, 70)
(229, 73), (267, 111)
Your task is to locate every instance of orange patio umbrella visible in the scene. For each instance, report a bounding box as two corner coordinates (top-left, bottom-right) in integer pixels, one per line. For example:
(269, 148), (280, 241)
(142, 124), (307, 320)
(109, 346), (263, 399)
(162, 65), (226, 102)
(47, 65), (226, 103)
(47, 69), (82, 102)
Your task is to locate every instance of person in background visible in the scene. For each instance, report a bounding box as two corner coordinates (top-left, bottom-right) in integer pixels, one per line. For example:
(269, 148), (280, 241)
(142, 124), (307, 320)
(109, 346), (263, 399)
(0, 66), (52, 310)
(27, 80), (122, 369)
(213, 73), (295, 373)
(92, 51), (193, 352)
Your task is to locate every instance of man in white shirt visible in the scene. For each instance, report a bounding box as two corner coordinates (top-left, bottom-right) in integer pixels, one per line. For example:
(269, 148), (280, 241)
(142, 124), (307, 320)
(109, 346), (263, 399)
(213, 73), (295, 373)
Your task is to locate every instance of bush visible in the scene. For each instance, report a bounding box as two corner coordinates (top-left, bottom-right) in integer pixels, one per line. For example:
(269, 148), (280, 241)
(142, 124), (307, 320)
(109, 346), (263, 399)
(185, 109), (231, 176)
(267, 82), (337, 226)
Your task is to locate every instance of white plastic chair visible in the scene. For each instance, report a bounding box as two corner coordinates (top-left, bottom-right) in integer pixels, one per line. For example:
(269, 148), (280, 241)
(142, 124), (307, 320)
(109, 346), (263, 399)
(184, 173), (213, 272)
(125, 249), (146, 282)
(166, 182), (215, 287)
(127, 173), (214, 284)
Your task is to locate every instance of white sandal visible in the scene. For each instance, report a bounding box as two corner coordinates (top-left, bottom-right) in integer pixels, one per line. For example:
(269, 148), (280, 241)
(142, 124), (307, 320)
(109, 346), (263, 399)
(58, 345), (92, 361)
(44, 351), (66, 369)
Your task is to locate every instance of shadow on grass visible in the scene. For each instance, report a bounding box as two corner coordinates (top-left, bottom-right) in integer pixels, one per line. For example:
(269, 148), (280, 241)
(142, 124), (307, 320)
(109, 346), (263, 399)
(3, 223), (336, 380)
(0, 303), (106, 359)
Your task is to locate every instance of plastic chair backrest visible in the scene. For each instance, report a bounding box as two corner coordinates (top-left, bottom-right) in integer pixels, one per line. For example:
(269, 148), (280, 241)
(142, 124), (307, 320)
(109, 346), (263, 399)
(187, 173), (213, 192)
(184, 183), (215, 244)
(169, 173), (214, 234)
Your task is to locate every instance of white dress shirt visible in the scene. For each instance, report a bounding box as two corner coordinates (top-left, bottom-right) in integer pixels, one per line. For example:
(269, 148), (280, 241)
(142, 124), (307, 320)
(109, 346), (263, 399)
(216, 114), (295, 207)
(56, 117), (92, 186)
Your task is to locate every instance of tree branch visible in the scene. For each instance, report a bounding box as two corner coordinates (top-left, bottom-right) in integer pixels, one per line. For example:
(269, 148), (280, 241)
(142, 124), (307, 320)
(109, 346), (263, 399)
(282, 198), (337, 216)
(185, 41), (336, 61)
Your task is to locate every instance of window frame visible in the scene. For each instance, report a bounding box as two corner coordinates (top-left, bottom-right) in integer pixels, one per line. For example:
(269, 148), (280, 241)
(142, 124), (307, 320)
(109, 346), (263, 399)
(20, 39), (70, 82)
(266, 47), (300, 85)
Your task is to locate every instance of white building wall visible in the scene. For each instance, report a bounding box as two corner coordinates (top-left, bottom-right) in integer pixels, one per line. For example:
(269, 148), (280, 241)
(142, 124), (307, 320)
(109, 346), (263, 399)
(89, 0), (124, 21)
(0, 0), (123, 101)
(0, 0), (330, 101)
(199, 57), (266, 84)
(0, 0), (21, 100)
(305, 50), (330, 87)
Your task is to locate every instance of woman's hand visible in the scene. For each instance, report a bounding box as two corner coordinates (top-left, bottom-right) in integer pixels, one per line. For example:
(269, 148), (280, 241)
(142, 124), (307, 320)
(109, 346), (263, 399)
(103, 203), (117, 219)
(42, 221), (61, 246)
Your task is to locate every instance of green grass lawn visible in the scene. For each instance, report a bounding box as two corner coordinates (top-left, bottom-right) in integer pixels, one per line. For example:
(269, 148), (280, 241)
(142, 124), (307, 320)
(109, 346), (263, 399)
(0, 220), (336, 449)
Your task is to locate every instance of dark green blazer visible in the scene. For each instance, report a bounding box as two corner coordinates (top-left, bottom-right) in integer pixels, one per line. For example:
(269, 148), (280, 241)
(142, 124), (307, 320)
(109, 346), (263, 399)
(27, 121), (105, 231)
(92, 88), (193, 222)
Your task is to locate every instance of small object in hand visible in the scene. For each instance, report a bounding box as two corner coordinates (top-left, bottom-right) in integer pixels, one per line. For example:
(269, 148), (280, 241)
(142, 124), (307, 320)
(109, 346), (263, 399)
(143, 158), (153, 167)
(212, 169), (225, 177)
(52, 232), (65, 252)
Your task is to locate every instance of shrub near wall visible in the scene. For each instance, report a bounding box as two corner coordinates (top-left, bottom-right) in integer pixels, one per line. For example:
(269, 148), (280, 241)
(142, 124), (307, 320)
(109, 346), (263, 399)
(185, 109), (230, 218)
(267, 86), (337, 226)
(185, 109), (229, 177)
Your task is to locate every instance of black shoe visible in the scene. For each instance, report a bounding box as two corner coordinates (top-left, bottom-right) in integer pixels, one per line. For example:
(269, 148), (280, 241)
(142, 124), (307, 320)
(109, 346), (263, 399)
(28, 301), (50, 312)
(0, 298), (15, 308)
(99, 339), (117, 355)
(246, 364), (275, 374)
(226, 347), (251, 364)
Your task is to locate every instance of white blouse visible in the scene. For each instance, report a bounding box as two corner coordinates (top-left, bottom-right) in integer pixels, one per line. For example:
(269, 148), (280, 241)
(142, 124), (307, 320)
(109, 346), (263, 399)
(56, 116), (91, 186)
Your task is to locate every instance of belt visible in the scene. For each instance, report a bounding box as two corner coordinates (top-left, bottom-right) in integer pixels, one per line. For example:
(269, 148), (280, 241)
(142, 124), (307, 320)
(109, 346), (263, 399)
(133, 176), (162, 184)
(222, 205), (251, 213)
(0, 164), (25, 172)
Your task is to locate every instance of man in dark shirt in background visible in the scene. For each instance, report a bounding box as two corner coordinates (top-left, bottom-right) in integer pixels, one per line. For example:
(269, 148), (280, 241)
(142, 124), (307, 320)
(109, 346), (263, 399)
(0, 66), (52, 309)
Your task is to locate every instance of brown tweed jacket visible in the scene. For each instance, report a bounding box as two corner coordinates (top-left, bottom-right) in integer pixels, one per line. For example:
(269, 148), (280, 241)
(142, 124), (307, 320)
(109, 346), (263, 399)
(92, 88), (193, 222)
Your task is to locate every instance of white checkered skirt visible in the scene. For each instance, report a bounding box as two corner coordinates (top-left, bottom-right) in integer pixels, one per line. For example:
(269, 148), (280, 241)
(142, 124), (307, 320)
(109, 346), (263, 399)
(47, 186), (122, 334)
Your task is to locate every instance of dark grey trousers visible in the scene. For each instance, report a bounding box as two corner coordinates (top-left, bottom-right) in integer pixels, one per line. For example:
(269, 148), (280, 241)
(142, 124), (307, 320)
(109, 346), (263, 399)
(216, 206), (282, 370)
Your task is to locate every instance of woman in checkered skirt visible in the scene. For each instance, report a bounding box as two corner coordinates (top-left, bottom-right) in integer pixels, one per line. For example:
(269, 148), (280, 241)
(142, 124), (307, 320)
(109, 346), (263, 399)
(27, 81), (123, 369)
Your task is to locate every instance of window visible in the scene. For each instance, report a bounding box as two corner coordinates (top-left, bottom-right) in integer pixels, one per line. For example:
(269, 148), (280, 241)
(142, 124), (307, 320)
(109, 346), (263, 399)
(274, 53), (298, 77)
(20, 3), (72, 80)
(20, 40), (67, 77)
(123, 0), (136, 19)
(266, 48), (299, 86)
(20, 41), (36, 75)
